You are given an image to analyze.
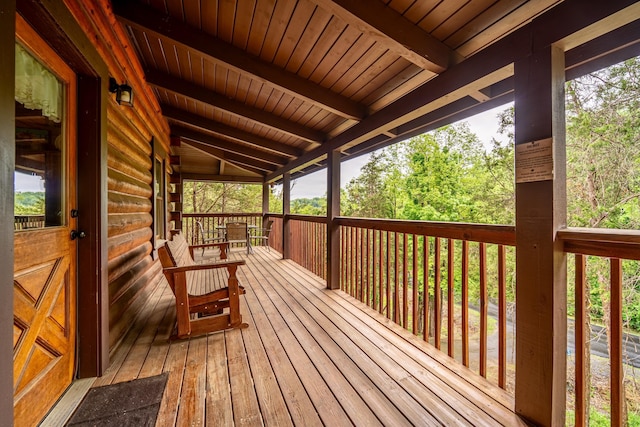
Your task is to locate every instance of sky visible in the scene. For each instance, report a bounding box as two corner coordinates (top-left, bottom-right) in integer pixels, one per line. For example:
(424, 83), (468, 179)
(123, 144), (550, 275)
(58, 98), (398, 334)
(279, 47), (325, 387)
(289, 102), (512, 199)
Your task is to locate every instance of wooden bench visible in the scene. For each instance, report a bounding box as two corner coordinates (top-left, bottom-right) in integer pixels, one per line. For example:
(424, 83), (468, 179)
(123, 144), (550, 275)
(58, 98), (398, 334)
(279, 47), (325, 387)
(158, 232), (248, 339)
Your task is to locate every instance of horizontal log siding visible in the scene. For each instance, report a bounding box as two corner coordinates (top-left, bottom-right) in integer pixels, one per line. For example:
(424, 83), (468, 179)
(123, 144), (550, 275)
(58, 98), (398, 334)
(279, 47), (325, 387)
(65, 0), (171, 351)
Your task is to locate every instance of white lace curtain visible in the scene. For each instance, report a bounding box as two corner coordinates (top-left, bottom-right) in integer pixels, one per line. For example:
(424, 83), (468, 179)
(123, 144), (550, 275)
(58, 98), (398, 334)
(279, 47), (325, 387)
(15, 43), (62, 123)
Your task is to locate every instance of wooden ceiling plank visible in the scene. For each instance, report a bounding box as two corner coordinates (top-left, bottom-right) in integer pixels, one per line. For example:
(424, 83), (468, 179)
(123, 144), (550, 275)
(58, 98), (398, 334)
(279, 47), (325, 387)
(420, 0), (468, 33)
(444, 1), (527, 50)
(297, 16), (348, 80)
(113, 0), (366, 120)
(284, 8), (333, 74)
(162, 105), (303, 157)
(186, 139), (274, 173)
(245, 0), (276, 57)
(172, 125), (288, 166)
(273, 1), (318, 69)
(453, 0), (557, 56)
(146, 69), (324, 143)
(431, 1), (498, 41)
(313, 0), (456, 73)
(234, 0), (257, 50)
(267, 0), (638, 182)
(259, 0), (298, 61)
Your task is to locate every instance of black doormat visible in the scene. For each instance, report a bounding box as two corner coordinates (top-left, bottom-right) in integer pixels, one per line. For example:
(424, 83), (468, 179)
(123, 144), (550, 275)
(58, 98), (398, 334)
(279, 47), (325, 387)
(66, 373), (168, 427)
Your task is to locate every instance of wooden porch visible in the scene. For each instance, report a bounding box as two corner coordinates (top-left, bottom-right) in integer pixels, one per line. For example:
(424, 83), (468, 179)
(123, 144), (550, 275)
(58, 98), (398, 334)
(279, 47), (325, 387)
(65, 247), (523, 426)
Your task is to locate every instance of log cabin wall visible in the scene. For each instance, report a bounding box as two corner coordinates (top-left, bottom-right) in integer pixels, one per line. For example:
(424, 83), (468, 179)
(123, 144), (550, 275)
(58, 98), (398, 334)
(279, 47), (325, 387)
(63, 0), (171, 351)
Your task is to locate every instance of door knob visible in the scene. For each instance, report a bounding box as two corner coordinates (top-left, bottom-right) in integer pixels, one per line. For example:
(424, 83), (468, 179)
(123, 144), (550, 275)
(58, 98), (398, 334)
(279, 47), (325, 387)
(71, 230), (86, 240)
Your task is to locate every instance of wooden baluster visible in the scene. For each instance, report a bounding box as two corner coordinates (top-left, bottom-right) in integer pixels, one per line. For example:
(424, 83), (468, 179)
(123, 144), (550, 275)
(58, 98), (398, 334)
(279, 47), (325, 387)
(403, 233), (409, 329)
(447, 238), (455, 358)
(479, 242), (487, 377)
(611, 258), (623, 426)
(386, 231), (391, 320)
(462, 240), (469, 367)
(373, 229), (378, 312)
(575, 254), (587, 427)
(413, 234), (418, 335)
(423, 235), (430, 343)
(394, 232), (400, 325)
(498, 245), (507, 389)
(366, 228), (371, 307)
(434, 237), (441, 350)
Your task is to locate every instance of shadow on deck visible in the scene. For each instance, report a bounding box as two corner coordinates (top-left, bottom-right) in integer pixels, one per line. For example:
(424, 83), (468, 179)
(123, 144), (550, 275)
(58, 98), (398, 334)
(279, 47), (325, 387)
(64, 247), (526, 426)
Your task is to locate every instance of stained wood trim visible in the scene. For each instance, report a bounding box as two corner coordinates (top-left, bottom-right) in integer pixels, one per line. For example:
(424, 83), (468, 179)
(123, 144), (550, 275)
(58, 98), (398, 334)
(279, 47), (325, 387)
(0, 2), (15, 424)
(266, 0), (639, 181)
(172, 126), (288, 166)
(336, 217), (515, 246)
(113, 0), (365, 120)
(161, 105), (303, 158)
(282, 173), (291, 260)
(184, 140), (274, 174)
(327, 150), (340, 290)
(147, 70), (323, 144)
(313, 0), (456, 73)
(77, 74), (109, 378)
(513, 45), (567, 426)
(181, 174), (262, 183)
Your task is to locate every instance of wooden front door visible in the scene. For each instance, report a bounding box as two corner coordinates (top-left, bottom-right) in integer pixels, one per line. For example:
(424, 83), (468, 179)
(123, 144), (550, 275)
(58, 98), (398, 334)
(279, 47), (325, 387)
(13, 16), (78, 426)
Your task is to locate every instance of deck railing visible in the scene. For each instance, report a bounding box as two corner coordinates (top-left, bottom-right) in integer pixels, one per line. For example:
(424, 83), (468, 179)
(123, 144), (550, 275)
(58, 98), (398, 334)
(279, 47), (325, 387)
(559, 228), (640, 426)
(289, 215), (327, 280)
(336, 217), (516, 391)
(182, 213), (262, 246)
(14, 215), (45, 230)
(183, 212), (640, 423)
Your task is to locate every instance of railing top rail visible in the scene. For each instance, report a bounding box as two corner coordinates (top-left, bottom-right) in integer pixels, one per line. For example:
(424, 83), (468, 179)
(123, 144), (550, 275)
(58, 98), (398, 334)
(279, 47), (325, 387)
(287, 214), (328, 224)
(559, 227), (640, 261)
(265, 213), (284, 219)
(182, 212), (262, 218)
(336, 216), (516, 246)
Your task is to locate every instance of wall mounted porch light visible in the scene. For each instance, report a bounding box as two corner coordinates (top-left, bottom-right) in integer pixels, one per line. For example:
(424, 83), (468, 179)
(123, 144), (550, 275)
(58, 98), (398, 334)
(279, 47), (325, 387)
(109, 77), (133, 107)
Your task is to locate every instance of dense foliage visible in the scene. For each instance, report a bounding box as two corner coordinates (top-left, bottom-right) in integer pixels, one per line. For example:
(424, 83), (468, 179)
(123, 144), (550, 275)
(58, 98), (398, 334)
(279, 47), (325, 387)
(15, 191), (44, 215)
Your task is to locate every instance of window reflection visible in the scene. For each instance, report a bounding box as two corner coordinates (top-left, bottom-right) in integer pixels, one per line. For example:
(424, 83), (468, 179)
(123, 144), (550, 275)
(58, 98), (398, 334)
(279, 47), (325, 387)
(14, 44), (65, 230)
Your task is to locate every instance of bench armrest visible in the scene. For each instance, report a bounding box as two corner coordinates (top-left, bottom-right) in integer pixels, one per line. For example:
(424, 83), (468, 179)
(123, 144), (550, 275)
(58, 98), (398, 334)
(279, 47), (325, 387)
(163, 259), (245, 274)
(189, 241), (229, 259)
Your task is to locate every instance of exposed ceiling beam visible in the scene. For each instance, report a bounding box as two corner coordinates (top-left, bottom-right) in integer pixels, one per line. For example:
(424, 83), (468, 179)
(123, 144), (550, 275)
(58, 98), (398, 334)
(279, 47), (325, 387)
(113, 0), (366, 120)
(181, 173), (263, 183)
(172, 126), (287, 167)
(147, 70), (324, 144)
(314, 0), (458, 73)
(161, 105), (303, 158)
(184, 139), (272, 175)
(266, 0), (639, 182)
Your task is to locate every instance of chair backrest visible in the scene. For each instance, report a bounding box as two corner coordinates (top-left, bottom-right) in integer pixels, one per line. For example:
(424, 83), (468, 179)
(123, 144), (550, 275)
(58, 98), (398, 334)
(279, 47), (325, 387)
(196, 220), (205, 236)
(226, 222), (247, 241)
(263, 219), (273, 236)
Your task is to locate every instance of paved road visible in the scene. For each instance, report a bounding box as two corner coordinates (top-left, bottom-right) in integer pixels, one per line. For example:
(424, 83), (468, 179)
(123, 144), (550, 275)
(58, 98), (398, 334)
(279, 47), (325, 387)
(476, 303), (640, 368)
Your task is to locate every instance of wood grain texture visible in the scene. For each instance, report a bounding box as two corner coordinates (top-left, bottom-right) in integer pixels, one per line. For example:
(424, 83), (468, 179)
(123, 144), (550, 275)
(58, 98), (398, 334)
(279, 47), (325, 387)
(87, 247), (526, 426)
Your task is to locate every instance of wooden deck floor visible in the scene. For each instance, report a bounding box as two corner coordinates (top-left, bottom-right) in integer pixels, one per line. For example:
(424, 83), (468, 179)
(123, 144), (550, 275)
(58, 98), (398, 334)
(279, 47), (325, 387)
(82, 247), (525, 426)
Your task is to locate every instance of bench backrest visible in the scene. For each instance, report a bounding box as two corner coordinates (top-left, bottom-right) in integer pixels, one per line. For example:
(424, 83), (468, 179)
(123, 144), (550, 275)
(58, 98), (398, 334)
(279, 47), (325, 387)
(158, 232), (194, 291)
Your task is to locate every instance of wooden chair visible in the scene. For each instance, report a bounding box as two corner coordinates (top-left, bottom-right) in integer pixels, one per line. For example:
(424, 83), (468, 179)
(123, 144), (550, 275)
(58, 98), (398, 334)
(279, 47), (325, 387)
(196, 220), (224, 255)
(158, 232), (248, 339)
(251, 219), (273, 251)
(225, 222), (251, 254)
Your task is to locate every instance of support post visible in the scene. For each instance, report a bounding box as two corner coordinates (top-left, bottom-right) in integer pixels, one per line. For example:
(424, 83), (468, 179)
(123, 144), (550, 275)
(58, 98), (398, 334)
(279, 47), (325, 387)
(327, 150), (341, 289)
(262, 182), (270, 224)
(0, 2), (15, 423)
(514, 45), (567, 426)
(76, 75), (109, 377)
(282, 173), (291, 259)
